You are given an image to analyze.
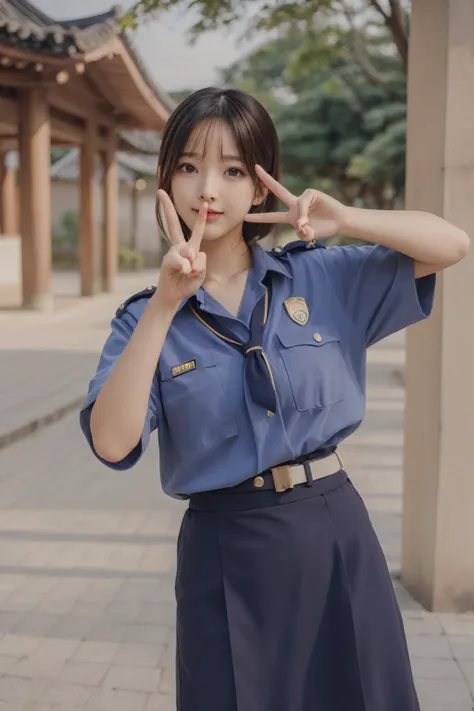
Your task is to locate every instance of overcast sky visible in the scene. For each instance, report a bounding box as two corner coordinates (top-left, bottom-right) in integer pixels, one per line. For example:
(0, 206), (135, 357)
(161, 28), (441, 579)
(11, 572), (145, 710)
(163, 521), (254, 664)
(34, 0), (258, 93)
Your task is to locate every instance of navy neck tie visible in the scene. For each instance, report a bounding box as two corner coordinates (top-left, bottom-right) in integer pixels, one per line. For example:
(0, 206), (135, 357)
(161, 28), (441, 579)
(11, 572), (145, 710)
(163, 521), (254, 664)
(189, 279), (277, 415)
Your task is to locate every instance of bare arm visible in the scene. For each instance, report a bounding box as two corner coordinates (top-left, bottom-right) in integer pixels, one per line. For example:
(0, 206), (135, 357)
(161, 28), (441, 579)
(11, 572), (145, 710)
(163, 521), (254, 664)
(89, 196), (209, 464)
(90, 297), (178, 463)
(339, 208), (470, 278)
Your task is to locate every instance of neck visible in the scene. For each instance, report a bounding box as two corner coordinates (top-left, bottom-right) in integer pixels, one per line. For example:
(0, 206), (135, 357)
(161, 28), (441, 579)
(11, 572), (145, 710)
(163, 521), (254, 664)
(202, 229), (252, 283)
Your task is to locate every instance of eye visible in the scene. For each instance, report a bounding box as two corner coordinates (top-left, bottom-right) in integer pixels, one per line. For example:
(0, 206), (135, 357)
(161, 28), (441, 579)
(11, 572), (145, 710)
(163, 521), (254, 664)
(226, 167), (245, 178)
(177, 162), (197, 174)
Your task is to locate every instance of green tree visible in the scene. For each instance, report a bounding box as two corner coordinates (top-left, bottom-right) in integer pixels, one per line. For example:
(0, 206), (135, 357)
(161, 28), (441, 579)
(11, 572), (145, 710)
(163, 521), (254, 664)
(123, 0), (410, 77)
(221, 27), (406, 208)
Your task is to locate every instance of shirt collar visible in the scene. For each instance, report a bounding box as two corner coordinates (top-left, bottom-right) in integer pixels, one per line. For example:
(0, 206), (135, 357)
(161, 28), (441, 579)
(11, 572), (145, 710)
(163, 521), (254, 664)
(251, 242), (292, 282)
(176, 241), (292, 312)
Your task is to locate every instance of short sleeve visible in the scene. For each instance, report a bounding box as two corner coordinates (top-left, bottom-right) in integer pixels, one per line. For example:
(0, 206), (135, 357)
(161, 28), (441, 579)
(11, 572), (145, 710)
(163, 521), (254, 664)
(320, 244), (436, 346)
(79, 310), (160, 470)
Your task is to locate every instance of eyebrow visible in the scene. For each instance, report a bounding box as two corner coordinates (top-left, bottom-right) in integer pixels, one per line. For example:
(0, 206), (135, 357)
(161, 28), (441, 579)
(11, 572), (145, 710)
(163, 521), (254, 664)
(180, 151), (244, 162)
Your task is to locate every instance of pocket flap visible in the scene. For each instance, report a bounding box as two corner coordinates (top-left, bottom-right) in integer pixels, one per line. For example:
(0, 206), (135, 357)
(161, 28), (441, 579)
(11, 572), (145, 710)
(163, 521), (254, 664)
(277, 324), (340, 349)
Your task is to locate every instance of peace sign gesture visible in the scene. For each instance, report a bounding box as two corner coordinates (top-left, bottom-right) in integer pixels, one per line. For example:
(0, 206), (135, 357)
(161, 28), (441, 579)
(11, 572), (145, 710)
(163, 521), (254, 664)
(155, 190), (208, 308)
(245, 165), (348, 241)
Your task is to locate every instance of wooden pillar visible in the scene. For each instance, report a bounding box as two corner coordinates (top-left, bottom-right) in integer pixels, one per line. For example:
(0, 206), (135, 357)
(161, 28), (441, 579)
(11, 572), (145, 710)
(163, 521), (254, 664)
(102, 138), (119, 292)
(402, 0), (474, 611)
(80, 120), (100, 296)
(19, 88), (52, 310)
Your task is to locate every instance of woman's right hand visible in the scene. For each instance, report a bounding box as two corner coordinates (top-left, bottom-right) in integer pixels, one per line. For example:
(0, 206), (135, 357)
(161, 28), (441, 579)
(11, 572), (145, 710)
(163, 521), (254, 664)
(154, 190), (208, 309)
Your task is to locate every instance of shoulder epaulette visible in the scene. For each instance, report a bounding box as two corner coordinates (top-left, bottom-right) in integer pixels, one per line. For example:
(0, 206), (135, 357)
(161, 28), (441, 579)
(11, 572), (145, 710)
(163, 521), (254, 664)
(271, 239), (326, 257)
(116, 285), (156, 318)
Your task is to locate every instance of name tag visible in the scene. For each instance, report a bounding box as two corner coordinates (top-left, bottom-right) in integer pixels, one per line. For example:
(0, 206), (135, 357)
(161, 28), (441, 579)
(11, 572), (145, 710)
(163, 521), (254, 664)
(171, 360), (196, 378)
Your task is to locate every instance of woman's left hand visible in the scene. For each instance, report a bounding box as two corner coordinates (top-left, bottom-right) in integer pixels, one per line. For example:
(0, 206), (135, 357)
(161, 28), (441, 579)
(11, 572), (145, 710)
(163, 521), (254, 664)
(244, 164), (348, 241)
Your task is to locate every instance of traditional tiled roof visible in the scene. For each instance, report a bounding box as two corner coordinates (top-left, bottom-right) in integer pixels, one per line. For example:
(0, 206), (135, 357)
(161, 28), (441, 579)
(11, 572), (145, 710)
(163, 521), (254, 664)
(0, 0), (120, 55)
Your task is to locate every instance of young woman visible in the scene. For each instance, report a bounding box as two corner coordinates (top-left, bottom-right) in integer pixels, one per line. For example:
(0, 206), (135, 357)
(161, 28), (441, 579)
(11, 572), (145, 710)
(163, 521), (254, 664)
(80, 87), (469, 711)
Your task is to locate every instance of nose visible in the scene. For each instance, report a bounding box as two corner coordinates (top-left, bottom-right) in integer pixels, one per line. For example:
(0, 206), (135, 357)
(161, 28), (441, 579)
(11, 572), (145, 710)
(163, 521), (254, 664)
(199, 173), (218, 203)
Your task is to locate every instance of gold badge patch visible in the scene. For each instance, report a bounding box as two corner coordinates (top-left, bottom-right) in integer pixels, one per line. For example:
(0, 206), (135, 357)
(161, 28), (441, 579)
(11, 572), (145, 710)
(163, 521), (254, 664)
(171, 360), (196, 378)
(284, 297), (309, 326)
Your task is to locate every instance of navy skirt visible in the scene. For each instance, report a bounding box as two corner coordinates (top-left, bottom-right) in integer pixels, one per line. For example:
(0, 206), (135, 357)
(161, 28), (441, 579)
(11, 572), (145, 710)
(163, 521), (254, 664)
(175, 470), (419, 711)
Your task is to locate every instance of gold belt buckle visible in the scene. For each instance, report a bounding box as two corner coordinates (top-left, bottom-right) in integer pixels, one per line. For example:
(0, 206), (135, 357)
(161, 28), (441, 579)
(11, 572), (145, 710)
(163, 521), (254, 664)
(271, 465), (294, 493)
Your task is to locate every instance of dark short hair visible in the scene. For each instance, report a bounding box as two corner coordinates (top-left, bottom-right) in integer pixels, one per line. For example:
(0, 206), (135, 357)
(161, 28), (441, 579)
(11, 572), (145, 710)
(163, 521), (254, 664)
(156, 87), (280, 244)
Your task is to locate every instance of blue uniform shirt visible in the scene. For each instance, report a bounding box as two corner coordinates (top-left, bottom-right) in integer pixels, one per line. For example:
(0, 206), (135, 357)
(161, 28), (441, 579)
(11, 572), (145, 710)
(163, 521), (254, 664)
(80, 240), (436, 498)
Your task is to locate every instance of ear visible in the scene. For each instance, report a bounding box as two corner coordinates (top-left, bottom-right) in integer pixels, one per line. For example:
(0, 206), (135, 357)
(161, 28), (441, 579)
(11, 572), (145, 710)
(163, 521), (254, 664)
(252, 182), (268, 207)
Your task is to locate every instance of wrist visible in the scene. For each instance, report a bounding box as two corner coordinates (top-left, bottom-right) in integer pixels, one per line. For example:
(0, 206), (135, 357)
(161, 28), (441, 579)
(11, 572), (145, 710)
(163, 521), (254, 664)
(147, 291), (182, 320)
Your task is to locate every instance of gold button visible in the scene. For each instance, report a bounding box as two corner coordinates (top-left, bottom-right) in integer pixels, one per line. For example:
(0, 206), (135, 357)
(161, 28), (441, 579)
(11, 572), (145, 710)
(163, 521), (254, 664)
(119, 304), (124, 310)
(274, 246), (282, 253)
(146, 285), (154, 290)
(313, 332), (322, 343)
(267, 410), (275, 417)
(253, 476), (265, 488)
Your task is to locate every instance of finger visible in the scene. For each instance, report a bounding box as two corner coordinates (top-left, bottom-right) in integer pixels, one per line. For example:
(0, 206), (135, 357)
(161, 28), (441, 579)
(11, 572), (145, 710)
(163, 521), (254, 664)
(191, 251), (206, 275)
(181, 244), (196, 263)
(166, 248), (191, 275)
(157, 190), (185, 246)
(188, 202), (208, 250)
(244, 211), (290, 224)
(297, 224), (315, 241)
(255, 164), (296, 206)
(297, 191), (319, 223)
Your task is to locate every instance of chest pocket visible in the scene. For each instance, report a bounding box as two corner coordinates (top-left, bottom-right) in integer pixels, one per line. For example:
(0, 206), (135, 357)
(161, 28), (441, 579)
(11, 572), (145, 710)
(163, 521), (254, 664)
(277, 324), (348, 411)
(158, 353), (238, 451)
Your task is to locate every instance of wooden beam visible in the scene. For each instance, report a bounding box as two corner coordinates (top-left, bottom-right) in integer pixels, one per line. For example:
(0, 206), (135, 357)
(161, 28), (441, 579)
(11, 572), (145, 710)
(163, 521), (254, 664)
(50, 116), (85, 145)
(47, 89), (118, 129)
(0, 44), (79, 68)
(80, 120), (100, 296)
(19, 88), (52, 310)
(0, 97), (18, 125)
(102, 137), (119, 292)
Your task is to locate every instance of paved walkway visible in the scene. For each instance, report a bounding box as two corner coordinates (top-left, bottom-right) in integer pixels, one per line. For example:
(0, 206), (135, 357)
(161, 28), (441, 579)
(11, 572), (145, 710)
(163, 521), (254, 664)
(0, 271), (473, 710)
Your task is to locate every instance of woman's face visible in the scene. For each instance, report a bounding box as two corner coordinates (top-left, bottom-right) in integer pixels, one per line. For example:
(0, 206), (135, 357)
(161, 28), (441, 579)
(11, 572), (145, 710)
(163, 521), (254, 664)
(170, 119), (264, 242)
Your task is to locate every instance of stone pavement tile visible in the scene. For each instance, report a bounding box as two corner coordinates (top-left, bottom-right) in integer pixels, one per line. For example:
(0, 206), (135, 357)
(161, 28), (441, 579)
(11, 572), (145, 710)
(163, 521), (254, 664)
(69, 602), (108, 620)
(0, 676), (48, 702)
(136, 603), (175, 627)
(0, 634), (43, 657)
(102, 665), (162, 693)
(112, 643), (165, 668)
(54, 662), (109, 687)
(71, 642), (119, 665)
(412, 657), (465, 680)
(159, 644), (175, 671)
(0, 610), (25, 634)
(83, 688), (148, 711)
(26, 705), (85, 711)
(158, 667), (174, 696)
(403, 615), (444, 635)
(80, 580), (124, 604)
(415, 678), (472, 707)
(46, 616), (95, 641)
(102, 601), (141, 625)
(12, 614), (59, 637)
(407, 634), (453, 659)
(146, 694), (176, 711)
(449, 635), (474, 661)
(37, 683), (92, 707)
(83, 621), (129, 644)
(457, 660), (474, 696)
(0, 653), (18, 673)
(439, 613), (474, 636)
(30, 639), (81, 662)
(120, 624), (169, 646)
(4, 595), (42, 613)
(8, 656), (65, 680)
